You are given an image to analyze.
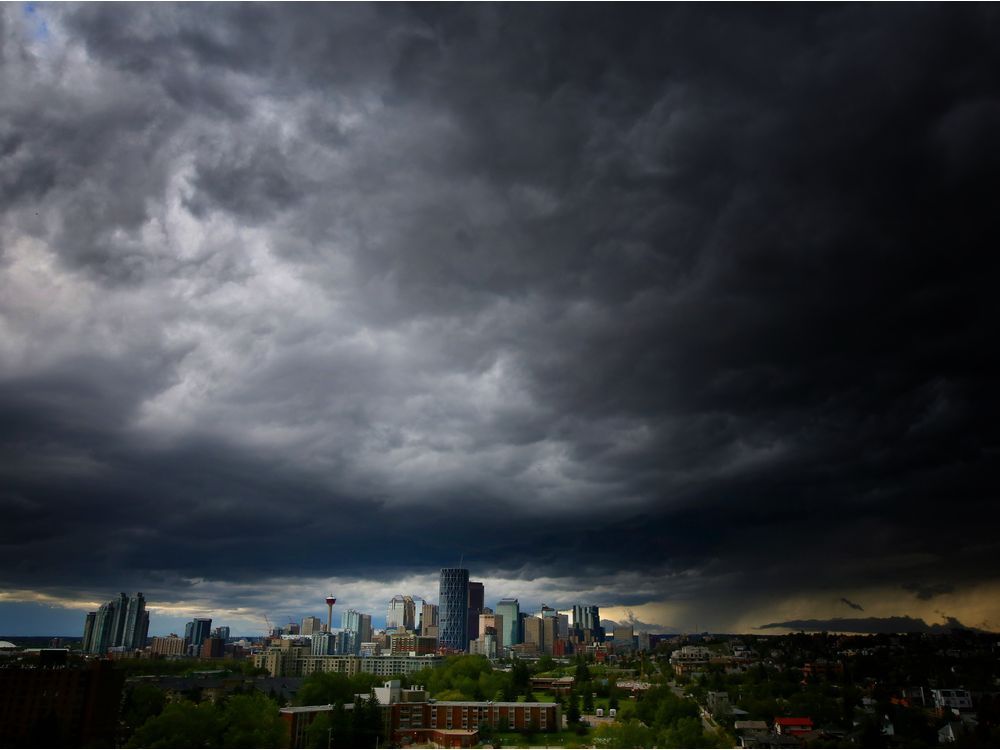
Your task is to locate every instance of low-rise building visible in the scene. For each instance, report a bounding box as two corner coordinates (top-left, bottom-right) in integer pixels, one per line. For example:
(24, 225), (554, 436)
(388, 633), (437, 656)
(253, 648), (443, 678)
(774, 717), (814, 736)
(280, 680), (561, 749)
(200, 637), (225, 658)
(150, 635), (185, 657)
(670, 644), (713, 675)
(931, 689), (973, 713)
(707, 690), (731, 716)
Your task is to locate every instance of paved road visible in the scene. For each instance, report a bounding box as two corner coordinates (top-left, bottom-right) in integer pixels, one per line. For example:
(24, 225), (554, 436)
(668, 681), (717, 734)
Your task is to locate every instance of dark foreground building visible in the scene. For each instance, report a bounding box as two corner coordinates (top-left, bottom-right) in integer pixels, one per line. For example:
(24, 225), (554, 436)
(0, 660), (125, 748)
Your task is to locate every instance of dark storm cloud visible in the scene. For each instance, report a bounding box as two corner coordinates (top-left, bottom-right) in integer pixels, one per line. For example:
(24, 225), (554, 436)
(840, 598), (864, 612)
(758, 616), (980, 635)
(2, 4), (1000, 629)
(903, 583), (956, 601)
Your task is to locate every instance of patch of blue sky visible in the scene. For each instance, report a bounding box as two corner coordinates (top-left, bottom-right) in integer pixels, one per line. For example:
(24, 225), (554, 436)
(23, 2), (51, 42)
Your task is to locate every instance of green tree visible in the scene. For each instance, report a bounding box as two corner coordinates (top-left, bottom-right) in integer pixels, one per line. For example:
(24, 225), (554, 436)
(575, 658), (592, 684)
(219, 693), (286, 748)
(327, 704), (353, 749)
(510, 659), (531, 693)
(126, 700), (223, 748)
(524, 717), (540, 739)
(121, 683), (167, 740)
(303, 712), (332, 750)
(567, 699), (581, 725)
(478, 721), (494, 742)
(295, 672), (356, 707)
(660, 716), (710, 748)
(536, 654), (556, 673)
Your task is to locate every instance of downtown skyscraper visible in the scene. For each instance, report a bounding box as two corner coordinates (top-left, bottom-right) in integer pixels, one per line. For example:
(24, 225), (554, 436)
(467, 581), (485, 641)
(496, 598), (521, 649)
(438, 568), (469, 652)
(386, 595), (416, 631)
(83, 592), (149, 654)
(341, 609), (373, 655)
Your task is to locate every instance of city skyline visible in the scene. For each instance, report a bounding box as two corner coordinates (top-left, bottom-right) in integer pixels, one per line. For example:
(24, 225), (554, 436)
(2, 5), (999, 638)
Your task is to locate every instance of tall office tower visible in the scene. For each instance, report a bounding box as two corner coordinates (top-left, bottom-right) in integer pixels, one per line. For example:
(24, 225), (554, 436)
(311, 630), (336, 656)
(420, 603), (439, 637)
(120, 593), (147, 650)
(438, 568), (469, 652)
(518, 612), (530, 645)
(496, 599), (520, 648)
(90, 601), (116, 654)
(359, 613), (372, 644)
(212, 626), (231, 641)
(107, 592), (130, 648)
(467, 581), (485, 641)
(301, 616), (322, 636)
(583, 605), (601, 631)
(387, 595), (416, 631)
(479, 612), (504, 654)
(557, 613), (569, 639)
(87, 593), (149, 654)
(523, 615), (544, 652)
(82, 612), (96, 653)
(613, 623), (634, 652)
(341, 610), (373, 655)
(542, 616), (556, 654)
(186, 618), (212, 647)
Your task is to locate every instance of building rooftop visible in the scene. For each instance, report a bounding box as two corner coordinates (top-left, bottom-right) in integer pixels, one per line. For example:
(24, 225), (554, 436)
(430, 701), (559, 708)
(280, 704), (357, 714)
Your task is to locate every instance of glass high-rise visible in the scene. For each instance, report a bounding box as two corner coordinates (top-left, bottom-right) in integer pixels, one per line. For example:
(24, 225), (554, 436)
(186, 618), (212, 647)
(467, 582), (484, 641)
(341, 609), (373, 655)
(84, 592), (149, 654)
(387, 595), (416, 631)
(496, 599), (520, 649)
(438, 568), (469, 651)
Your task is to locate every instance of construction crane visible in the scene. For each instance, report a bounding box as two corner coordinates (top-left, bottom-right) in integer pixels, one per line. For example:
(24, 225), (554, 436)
(263, 614), (273, 638)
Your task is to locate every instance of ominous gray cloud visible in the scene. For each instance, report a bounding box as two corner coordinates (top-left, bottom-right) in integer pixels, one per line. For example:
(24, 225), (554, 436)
(758, 616), (980, 635)
(903, 583), (956, 601)
(2, 4), (1000, 633)
(840, 598), (865, 612)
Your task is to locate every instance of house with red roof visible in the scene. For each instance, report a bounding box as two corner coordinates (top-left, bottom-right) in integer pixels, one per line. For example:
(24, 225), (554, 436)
(774, 717), (814, 736)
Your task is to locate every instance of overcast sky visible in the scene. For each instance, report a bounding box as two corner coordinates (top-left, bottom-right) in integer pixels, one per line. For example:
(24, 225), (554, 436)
(2, 4), (999, 638)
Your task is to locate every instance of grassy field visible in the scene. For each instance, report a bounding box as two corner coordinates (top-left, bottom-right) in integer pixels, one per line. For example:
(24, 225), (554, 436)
(485, 727), (594, 748)
(520, 691), (559, 702)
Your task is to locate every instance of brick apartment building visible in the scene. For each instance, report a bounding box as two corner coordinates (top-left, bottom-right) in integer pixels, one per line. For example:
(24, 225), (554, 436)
(280, 681), (561, 749)
(0, 659), (125, 747)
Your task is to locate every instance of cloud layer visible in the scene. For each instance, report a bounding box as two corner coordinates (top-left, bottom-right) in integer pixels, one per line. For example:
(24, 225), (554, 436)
(1, 4), (999, 634)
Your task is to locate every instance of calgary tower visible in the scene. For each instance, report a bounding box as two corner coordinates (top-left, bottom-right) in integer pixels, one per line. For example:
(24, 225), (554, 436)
(325, 595), (337, 633)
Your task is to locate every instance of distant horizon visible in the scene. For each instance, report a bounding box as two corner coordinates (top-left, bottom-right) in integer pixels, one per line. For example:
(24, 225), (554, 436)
(3, 609), (996, 641)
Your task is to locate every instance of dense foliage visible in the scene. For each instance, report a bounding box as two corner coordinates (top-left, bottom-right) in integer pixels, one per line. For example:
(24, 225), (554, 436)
(126, 693), (286, 748)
